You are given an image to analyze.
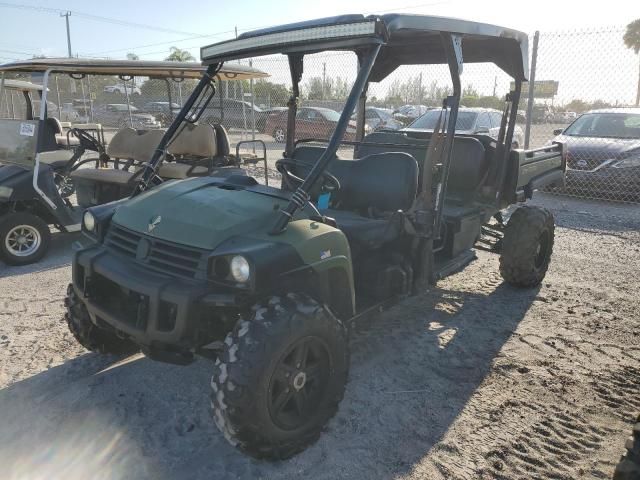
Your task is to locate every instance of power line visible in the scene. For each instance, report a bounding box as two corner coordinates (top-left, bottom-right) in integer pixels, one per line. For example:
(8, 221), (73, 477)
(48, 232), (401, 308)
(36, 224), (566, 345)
(0, 48), (36, 56)
(0, 2), (207, 36)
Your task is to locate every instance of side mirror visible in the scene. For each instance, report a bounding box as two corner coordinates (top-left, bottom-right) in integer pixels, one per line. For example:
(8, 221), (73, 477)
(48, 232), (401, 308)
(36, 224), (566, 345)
(553, 128), (563, 135)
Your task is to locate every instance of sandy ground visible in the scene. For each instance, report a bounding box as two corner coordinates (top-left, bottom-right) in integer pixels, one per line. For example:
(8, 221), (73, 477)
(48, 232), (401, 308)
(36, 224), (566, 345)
(0, 191), (639, 480)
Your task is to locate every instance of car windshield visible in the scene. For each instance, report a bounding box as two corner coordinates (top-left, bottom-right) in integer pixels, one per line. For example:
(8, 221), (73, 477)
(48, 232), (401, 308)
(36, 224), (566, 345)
(409, 110), (478, 131)
(563, 113), (640, 139)
(318, 108), (341, 122)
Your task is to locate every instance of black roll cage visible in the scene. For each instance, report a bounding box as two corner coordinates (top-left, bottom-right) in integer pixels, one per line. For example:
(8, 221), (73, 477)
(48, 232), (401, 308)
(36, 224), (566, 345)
(135, 21), (523, 237)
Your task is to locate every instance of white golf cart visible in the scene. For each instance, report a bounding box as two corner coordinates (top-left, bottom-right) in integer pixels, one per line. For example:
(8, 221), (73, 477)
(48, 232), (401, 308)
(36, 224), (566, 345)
(0, 58), (267, 265)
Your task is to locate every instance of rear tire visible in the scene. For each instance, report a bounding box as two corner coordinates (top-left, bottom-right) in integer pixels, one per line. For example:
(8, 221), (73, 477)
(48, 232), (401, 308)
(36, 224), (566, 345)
(499, 206), (554, 287)
(614, 415), (640, 480)
(210, 293), (349, 460)
(0, 212), (51, 266)
(65, 284), (138, 355)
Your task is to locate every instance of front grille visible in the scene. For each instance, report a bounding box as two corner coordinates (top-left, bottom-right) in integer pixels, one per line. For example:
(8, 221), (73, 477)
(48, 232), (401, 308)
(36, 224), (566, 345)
(566, 151), (615, 171)
(105, 224), (205, 279)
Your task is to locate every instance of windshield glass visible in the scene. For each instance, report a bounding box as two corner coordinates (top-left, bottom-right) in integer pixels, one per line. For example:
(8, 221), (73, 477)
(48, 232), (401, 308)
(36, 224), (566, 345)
(563, 113), (640, 138)
(318, 108), (341, 122)
(409, 110), (478, 131)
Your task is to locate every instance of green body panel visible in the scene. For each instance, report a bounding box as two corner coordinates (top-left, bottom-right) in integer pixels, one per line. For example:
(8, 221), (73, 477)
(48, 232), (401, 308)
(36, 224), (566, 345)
(250, 219), (350, 266)
(112, 176), (355, 304)
(515, 149), (563, 189)
(113, 177), (286, 250)
(0, 119), (38, 168)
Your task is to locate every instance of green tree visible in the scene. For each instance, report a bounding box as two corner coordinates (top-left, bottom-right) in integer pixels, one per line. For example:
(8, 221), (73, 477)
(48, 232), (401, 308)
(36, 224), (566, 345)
(623, 18), (640, 106)
(165, 47), (195, 62)
(126, 52), (139, 61)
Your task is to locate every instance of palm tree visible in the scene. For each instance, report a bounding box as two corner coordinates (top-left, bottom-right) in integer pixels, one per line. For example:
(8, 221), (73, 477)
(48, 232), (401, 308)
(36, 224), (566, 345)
(623, 18), (640, 106)
(165, 47), (195, 62)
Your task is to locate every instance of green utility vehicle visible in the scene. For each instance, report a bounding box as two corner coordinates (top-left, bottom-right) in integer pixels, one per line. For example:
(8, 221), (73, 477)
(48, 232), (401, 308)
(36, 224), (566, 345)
(65, 14), (566, 459)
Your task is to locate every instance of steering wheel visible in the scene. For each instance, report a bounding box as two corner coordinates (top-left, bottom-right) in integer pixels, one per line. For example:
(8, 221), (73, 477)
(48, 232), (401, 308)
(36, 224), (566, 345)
(275, 158), (341, 194)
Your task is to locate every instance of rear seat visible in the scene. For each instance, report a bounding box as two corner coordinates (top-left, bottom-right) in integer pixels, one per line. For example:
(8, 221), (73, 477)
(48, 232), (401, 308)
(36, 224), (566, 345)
(159, 123), (232, 179)
(70, 127), (166, 206)
(159, 123), (217, 179)
(356, 131), (490, 203)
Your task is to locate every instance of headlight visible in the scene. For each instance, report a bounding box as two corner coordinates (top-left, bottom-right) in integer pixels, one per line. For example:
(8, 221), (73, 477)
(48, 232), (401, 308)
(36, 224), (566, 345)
(83, 211), (96, 232)
(612, 156), (640, 169)
(230, 255), (250, 283)
(0, 186), (13, 199)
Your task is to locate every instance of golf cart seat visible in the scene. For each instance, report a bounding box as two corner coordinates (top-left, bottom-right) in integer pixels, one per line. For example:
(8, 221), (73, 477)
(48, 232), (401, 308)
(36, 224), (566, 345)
(159, 123), (232, 179)
(69, 127), (163, 207)
(38, 149), (74, 169)
(287, 149), (419, 249)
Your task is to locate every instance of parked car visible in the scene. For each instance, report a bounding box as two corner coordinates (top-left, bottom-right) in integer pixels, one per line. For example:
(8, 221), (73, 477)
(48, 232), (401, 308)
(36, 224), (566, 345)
(404, 107), (525, 148)
(351, 107), (403, 131)
(141, 101), (181, 127)
(393, 104), (430, 125)
(203, 98), (268, 132)
(103, 84), (142, 95)
(93, 103), (160, 129)
(552, 108), (640, 200)
(265, 106), (357, 142)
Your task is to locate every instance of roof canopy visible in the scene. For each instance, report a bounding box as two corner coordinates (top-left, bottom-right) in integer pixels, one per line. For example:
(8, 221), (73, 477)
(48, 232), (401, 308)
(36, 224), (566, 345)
(1, 78), (44, 92)
(201, 13), (528, 81)
(0, 58), (268, 81)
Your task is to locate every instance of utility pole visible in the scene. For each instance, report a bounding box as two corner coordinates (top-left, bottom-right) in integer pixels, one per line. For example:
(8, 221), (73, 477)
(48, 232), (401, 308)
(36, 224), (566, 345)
(492, 75), (497, 97)
(322, 62), (326, 100)
(60, 11), (72, 58)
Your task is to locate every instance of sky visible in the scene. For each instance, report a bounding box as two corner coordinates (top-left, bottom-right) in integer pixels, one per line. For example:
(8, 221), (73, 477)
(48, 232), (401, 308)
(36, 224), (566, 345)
(0, 0), (638, 62)
(0, 0), (639, 105)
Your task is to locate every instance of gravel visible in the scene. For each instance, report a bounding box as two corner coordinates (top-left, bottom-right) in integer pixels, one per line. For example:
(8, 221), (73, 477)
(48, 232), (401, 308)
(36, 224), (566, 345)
(0, 192), (639, 479)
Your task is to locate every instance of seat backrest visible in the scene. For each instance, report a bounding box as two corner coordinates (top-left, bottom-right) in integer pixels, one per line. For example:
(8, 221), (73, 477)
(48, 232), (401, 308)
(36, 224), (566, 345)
(168, 123), (218, 158)
(357, 130), (489, 200)
(107, 128), (165, 163)
(338, 153), (419, 212)
(212, 124), (230, 157)
(40, 117), (64, 152)
(290, 145), (418, 212)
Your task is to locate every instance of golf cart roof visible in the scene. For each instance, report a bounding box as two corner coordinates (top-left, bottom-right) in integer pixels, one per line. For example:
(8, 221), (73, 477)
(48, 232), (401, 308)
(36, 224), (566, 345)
(1, 78), (44, 92)
(0, 58), (268, 81)
(201, 13), (528, 81)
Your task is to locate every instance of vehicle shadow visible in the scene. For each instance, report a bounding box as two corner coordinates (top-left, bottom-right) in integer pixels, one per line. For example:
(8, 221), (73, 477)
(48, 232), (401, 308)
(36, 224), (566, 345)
(0, 231), (76, 278)
(0, 278), (538, 479)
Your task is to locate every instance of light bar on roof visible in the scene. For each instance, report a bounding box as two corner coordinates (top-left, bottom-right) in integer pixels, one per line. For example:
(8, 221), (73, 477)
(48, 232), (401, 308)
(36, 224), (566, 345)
(201, 21), (377, 60)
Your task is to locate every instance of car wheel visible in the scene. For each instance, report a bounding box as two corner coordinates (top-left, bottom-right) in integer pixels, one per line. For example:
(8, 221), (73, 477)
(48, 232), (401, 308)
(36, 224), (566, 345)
(499, 206), (555, 287)
(210, 293), (349, 460)
(273, 128), (286, 143)
(0, 212), (51, 266)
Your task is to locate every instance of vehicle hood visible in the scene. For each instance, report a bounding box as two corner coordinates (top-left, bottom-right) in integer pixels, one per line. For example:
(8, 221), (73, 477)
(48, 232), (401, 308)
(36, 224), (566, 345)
(553, 134), (640, 169)
(555, 135), (640, 156)
(111, 177), (285, 250)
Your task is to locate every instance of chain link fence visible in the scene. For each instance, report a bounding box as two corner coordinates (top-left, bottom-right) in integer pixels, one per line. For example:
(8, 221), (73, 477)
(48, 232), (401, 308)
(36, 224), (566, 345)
(4, 24), (638, 200)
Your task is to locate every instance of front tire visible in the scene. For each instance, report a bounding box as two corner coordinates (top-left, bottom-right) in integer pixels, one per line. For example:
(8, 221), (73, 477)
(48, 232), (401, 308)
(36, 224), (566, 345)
(210, 293), (349, 460)
(65, 284), (138, 355)
(0, 212), (51, 266)
(499, 206), (555, 287)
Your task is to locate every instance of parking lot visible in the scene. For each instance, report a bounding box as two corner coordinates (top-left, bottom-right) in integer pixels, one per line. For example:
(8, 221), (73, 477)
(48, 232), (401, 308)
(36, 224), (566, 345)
(1, 191), (638, 479)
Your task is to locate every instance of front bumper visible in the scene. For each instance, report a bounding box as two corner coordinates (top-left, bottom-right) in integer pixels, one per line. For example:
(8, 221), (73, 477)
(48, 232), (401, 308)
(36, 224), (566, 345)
(72, 244), (239, 354)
